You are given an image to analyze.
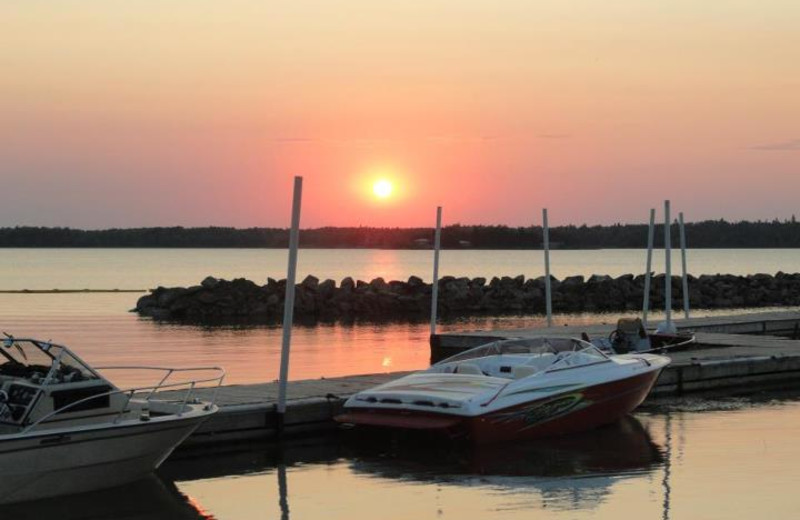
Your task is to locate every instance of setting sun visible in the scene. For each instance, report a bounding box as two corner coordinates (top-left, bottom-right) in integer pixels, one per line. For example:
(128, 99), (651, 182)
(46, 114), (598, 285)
(373, 179), (394, 199)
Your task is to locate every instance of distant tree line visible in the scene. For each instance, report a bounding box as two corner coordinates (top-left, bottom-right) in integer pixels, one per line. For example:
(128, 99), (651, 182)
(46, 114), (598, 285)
(2, 218), (800, 249)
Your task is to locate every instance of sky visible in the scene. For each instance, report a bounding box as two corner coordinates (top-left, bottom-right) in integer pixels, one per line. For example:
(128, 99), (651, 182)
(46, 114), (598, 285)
(1, 1), (798, 229)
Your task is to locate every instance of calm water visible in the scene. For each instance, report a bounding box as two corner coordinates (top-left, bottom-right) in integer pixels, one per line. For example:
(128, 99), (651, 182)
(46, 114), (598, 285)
(2, 396), (799, 519)
(3, 248), (800, 291)
(2, 248), (800, 385)
(2, 249), (799, 517)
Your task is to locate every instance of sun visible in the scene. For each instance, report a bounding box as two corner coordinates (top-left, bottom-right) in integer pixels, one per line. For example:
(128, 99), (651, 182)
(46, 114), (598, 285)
(373, 179), (394, 199)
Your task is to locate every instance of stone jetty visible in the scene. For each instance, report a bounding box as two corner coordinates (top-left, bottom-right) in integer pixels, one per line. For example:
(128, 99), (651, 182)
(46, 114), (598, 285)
(133, 272), (800, 322)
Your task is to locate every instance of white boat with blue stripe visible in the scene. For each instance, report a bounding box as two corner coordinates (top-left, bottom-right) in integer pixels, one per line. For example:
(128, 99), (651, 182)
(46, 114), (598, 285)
(0, 334), (223, 504)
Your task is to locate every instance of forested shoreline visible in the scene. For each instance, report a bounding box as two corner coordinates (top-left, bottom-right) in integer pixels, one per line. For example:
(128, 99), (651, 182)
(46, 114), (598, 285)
(3, 219), (800, 249)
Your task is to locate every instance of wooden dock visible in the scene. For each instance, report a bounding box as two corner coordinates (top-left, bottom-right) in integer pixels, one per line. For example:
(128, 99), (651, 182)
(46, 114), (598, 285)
(430, 309), (800, 359)
(181, 310), (800, 446)
(182, 372), (410, 446)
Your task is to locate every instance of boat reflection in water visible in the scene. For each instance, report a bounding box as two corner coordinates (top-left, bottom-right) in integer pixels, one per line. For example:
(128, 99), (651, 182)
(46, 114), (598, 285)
(0, 414), (663, 520)
(163, 414), (662, 518)
(346, 415), (664, 512)
(0, 473), (213, 520)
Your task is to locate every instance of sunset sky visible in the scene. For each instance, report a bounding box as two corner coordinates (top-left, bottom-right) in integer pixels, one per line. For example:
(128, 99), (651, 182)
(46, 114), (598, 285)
(1, 1), (798, 228)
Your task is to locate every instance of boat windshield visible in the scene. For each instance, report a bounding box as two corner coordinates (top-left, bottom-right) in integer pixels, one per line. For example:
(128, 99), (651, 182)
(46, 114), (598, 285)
(0, 338), (100, 385)
(435, 337), (606, 366)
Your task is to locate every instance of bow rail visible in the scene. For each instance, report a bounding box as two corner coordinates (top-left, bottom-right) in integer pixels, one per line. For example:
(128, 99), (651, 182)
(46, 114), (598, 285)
(21, 365), (225, 434)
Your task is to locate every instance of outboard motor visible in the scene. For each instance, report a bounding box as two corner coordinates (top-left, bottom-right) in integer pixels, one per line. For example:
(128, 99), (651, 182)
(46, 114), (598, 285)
(609, 318), (651, 353)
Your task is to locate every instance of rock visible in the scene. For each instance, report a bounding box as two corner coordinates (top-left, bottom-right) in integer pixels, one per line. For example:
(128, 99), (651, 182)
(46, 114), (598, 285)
(135, 293), (158, 311)
(438, 276), (456, 289)
(301, 275), (319, 290)
(197, 291), (218, 304)
(157, 287), (187, 307)
(318, 279), (336, 297)
(471, 277), (487, 288)
(132, 271), (800, 324)
(201, 276), (219, 289)
(388, 280), (407, 293)
(340, 277), (355, 293)
(407, 275), (425, 287)
(562, 275), (585, 287)
(369, 277), (388, 291)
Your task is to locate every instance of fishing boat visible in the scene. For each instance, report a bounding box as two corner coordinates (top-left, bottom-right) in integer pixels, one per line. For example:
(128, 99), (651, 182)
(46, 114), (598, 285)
(0, 335), (223, 505)
(587, 317), (695, 354)
(336, 337), (668, 443)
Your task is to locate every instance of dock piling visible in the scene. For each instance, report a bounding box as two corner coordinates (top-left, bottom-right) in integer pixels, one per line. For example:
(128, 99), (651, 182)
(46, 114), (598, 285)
(277, 176), (303, 429)
(664, 200), (673, 330)
(643, 208), (655, 327)
(543, 208), (553, 328)
(679, 212), (690, 319)
(430, 206), (443, 336)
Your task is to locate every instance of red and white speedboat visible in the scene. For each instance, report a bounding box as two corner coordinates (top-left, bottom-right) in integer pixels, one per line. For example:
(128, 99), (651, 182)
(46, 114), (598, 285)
(337, 337), (668, 444)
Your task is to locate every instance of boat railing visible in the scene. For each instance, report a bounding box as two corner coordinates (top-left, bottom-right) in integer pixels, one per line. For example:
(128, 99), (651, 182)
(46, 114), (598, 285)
(21, 365), (225, 434)
(436, 337), (594, 366)
(542, 345), (610, 373)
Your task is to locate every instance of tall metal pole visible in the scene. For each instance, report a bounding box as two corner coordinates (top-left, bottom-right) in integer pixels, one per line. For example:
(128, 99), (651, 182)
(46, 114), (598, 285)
(679, 212), (690, 319)
(277, 176), (303, 423)
(664, 200), (672, 329)
(643, 208), (656, 327)
(543, 208), (553, 328)
(430, 206), (442, 336)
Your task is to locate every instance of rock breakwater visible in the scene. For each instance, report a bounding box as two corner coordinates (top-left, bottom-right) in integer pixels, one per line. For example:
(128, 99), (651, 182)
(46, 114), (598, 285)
(134, 272), (800, 322)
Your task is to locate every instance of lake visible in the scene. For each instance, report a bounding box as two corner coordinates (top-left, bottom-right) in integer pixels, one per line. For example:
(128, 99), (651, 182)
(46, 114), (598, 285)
(2, 248), (800, 385)
(3, 248), (800, 291)
(2, 248), (799, 518)
(2, 394), (798, 519)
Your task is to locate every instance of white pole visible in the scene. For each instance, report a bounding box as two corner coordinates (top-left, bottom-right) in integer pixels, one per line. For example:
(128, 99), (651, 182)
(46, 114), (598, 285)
(277, 176), (303, 419)
(543, 208), (553, 328)
(679, 212), (690, 319)
(430, 206), (442, 336)
(643, 208), (656, 327)
(664, 200), (672, 329)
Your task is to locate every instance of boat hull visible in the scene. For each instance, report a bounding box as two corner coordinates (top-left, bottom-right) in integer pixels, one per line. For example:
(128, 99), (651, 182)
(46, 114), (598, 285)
(468, 369), (660, 443)
(0, 408), (213, 505)
(339, 369), (662, 444)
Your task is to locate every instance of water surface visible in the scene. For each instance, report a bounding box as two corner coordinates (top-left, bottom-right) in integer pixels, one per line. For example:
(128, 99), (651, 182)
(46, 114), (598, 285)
(2, 249), (798, 518)
(2, 396), (798, 520)
(162, 397), (800, 520)
(3, 248), (800, 291)
(5, 291), (795, 386)
(3, 248), (800, 385)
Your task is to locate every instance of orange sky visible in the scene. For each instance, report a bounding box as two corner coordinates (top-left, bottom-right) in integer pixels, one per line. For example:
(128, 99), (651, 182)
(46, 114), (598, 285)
(1, 1), (798, 228)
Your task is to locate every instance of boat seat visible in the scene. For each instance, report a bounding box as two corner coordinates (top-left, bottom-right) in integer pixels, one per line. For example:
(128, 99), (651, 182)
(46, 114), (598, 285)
(512, 353), (556, 378)
(455, 363), (483, 375)
(512, 365), (539, 379)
